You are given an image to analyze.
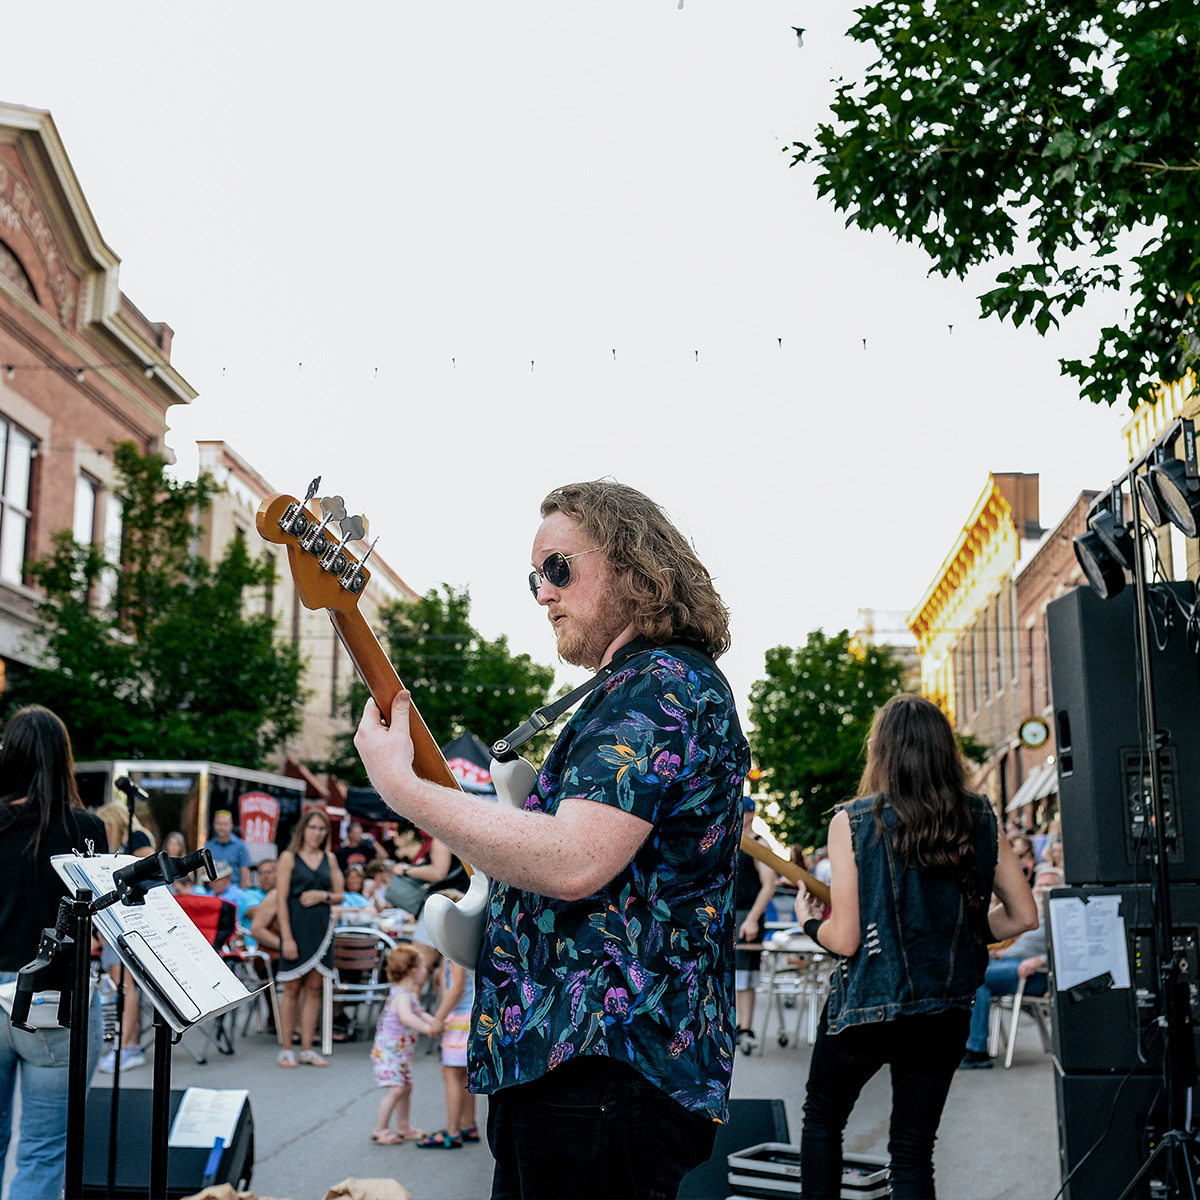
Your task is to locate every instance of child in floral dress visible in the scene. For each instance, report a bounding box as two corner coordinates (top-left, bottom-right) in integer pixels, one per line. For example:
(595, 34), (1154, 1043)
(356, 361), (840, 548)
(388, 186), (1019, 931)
(371, 944), (440, 1144)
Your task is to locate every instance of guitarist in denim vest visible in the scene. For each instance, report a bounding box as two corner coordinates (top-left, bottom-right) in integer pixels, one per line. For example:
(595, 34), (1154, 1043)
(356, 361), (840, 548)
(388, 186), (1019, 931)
(798, 695), (1037, 1200)
(356, 480), (749, 1200)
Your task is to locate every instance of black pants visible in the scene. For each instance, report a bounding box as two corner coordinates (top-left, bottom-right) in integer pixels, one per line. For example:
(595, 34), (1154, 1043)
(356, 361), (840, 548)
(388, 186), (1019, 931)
(800, 1003), (970, 1200)
(487, 1056), (717, 1200)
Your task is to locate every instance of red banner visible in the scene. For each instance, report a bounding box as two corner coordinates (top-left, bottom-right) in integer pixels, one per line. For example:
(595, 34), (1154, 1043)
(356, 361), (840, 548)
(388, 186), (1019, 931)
(238, 791), (279, 863)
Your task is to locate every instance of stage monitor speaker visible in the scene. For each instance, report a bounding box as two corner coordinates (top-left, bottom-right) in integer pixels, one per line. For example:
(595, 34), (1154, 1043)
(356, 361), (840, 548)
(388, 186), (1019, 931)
(81, 1086), (254, 1199)
(1047, 884), (1200, 1074)
(1046, 582), (1200, 885)
(1055, 1069), (1168, 1200)
(677, 1097), (789, 1200)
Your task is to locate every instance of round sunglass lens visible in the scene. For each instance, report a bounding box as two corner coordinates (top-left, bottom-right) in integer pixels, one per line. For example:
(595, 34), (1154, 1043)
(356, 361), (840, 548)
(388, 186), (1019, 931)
(528, 571), (542, 597)
(543, 553), (572, 588)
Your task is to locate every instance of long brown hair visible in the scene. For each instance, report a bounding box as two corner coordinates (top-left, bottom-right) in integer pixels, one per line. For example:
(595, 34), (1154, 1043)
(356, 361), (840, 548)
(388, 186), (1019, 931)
(287, 807), (330, 853)
(857, 694), (976, 869)
(0, 705), (83, 860)
(541, 481), (731, 657)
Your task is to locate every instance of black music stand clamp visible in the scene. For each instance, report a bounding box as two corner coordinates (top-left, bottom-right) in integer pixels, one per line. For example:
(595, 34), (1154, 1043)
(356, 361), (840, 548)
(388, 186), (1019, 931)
(12, 846), (216, 1200)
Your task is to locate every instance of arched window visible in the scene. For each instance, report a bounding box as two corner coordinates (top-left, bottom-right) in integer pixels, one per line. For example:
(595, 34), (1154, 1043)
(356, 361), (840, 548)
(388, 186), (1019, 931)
(0, 240), (36, 303)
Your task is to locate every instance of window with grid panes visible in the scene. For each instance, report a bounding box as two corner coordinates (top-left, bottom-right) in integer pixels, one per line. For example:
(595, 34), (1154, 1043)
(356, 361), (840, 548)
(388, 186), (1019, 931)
(0, 419), (35, 586)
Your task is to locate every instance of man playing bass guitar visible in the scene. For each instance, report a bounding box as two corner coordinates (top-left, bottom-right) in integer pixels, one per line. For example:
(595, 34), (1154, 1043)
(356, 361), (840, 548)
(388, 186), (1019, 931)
(356, 480), (750, 1200)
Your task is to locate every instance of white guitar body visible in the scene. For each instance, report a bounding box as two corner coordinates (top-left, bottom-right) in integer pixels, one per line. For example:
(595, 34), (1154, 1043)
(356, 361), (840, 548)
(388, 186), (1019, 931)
(423, 754), (538, 968)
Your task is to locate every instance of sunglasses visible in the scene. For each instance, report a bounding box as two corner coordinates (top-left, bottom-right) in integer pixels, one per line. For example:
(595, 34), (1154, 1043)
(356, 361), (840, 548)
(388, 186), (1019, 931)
(528, 548), (601, 598)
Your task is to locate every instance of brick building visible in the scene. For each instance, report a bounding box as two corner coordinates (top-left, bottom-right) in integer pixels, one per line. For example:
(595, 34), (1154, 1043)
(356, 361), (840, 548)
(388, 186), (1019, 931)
(908, 474), (1044, 811)
(0, 102), (194, 681)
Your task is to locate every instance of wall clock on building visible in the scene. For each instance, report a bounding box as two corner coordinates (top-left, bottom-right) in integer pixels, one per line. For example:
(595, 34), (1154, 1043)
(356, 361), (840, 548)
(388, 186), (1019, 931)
(1018, 717), (1050, 749)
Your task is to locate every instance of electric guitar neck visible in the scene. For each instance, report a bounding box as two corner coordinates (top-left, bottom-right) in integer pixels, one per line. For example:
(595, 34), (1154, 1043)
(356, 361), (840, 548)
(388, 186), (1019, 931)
(256, 485), (460, 794)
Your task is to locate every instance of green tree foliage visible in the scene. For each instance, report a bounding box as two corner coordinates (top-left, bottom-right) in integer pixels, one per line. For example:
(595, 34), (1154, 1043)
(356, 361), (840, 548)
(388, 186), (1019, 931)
(749, 631), (903, 848)
(793, 2), (1200, 409)
(12, 442), (306, 766)
(319, 584), (556, 786)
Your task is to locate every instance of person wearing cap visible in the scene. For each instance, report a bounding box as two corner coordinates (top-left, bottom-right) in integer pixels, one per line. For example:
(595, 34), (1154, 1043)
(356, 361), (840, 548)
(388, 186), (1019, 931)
(204, 809), (253, 888)
(200, 859), (246, 910)
(734, 798), (777, 1051)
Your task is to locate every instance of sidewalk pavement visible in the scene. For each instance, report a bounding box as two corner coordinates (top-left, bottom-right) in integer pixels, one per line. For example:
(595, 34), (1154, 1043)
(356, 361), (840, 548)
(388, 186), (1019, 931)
(73, 1006), (1059, 1200)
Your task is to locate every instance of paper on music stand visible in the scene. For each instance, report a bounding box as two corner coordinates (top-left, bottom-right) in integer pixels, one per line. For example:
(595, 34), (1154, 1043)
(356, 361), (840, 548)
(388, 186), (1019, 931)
(51, 854), (251, 1033)
(1048, 893), (1131, 992)
(168, 1087), (248, 1148)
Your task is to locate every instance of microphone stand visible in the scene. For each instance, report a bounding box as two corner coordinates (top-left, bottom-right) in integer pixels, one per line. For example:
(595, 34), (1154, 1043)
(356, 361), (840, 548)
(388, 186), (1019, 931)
(107, 775), (145, 1197)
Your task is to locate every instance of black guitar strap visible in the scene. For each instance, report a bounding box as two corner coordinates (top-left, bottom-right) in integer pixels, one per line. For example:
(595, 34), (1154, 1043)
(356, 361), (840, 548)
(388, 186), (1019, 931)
(491, 637), (721, 761)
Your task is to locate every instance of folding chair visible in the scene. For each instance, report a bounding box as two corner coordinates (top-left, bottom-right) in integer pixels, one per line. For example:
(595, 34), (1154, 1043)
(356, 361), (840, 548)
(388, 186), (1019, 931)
(988, 973), (1053, 1068)
(174, 893), (239, 1064)
(320, 928), (397, 1056)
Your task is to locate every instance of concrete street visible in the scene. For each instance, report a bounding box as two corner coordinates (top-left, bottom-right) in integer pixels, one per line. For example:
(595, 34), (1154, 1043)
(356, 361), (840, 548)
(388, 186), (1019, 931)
(74, 1001), (1060, 1200)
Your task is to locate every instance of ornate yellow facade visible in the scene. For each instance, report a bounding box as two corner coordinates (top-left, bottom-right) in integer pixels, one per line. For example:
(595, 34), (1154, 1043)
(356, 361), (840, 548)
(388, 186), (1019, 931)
(907, 476), (1023, 725)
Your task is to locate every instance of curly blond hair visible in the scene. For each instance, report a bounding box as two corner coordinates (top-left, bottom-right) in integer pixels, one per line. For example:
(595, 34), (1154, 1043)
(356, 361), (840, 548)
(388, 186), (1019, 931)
(541, 481), (731, 657)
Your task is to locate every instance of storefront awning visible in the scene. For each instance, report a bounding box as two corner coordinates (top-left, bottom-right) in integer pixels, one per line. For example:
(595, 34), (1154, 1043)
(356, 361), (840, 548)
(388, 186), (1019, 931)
(1006, 762), (1058, 812)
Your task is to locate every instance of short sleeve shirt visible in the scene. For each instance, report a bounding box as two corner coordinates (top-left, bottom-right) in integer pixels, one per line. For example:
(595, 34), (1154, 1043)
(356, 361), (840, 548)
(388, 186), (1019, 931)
(468, 639), (750, 1120)
(205, 834), (252, 872)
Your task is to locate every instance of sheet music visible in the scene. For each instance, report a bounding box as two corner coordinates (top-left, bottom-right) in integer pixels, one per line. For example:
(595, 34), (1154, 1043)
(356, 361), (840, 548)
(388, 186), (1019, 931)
(52, 854), (251, 1033)
(168, 1087), (249, 1148)
(1048, 893), (1131, 992)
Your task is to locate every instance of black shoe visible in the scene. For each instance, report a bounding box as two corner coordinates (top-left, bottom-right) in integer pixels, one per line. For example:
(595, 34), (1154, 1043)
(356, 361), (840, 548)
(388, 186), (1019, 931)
(959, 1049), (994, 1070)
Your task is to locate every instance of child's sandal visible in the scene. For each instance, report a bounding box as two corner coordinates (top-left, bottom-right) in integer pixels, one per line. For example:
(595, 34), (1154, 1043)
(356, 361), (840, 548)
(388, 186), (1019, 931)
(461, 1125), (480, 1143)
(416, 1130), (463, 1149)
(370, 1129), (403, 1144)
(298, 1049), (329, 1067)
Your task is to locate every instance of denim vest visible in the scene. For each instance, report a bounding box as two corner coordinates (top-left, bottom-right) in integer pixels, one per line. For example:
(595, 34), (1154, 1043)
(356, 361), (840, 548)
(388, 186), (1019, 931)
(825, 793), (998, 1035)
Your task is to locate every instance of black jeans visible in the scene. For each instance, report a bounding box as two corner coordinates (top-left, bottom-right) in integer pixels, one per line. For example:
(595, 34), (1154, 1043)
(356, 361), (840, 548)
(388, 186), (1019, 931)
(487, 1056), (717, 1200)
(800, 1003), (970, 1200)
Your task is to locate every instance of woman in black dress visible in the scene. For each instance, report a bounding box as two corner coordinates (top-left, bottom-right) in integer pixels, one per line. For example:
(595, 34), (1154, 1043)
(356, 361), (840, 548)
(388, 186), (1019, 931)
(275, 808), (343, 1067)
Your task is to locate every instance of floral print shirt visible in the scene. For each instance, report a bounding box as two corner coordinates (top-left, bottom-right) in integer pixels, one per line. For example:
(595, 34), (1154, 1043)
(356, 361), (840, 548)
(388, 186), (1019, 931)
(468, 638), (750, 1120)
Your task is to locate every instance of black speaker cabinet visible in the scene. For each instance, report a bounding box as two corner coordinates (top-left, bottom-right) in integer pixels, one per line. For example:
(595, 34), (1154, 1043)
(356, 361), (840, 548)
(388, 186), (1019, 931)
(1055, 1069), (1168, 1200)
(1046, 583), (1200, 885)
(677, 1097), (789, 1200)
(81, 1086), (254, 1199)
(1047, 885), (1200, 1074)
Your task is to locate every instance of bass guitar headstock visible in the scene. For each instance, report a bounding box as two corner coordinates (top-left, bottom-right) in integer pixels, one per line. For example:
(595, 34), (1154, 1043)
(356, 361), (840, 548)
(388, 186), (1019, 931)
(256, 476), (377, 615)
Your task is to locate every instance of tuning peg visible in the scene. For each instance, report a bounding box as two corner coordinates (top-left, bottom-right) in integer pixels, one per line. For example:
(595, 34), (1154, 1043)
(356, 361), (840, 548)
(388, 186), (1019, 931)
(339, 514), (367, 544)
(304, 477), (321, 503)
(340, 536), (379, 594)
(320, 495), (347, 521)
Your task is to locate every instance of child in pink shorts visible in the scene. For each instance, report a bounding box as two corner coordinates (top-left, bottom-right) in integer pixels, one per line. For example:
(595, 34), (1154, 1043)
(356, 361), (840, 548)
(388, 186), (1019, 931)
(370, 944), (439, 1144)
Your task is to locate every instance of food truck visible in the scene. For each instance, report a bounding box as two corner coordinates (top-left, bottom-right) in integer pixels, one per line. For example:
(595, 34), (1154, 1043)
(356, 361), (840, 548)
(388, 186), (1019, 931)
(75, 759), (307, 862)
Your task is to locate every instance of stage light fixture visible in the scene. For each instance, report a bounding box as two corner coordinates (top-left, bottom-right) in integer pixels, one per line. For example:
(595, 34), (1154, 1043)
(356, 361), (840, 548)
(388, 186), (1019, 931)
(1073, 489), (1131, 600)
(1135, 455), (1168, 527)
(1092, 485), (1135, 568)
(1149, 420), (1200, 538)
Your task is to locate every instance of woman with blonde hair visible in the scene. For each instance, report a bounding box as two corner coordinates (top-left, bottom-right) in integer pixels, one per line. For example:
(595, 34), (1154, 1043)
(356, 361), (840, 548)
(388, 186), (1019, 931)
(798, 695), (1037, 1199)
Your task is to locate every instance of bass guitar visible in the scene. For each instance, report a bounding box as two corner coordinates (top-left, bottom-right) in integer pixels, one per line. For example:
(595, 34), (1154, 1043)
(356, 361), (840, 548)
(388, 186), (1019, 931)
(256, 480), (535, 968)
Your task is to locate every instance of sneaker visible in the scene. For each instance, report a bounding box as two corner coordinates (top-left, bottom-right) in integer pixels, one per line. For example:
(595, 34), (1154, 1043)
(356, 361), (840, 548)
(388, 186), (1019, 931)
(958, 1049), (994, 1070)
(98, 1046), (146, 1073)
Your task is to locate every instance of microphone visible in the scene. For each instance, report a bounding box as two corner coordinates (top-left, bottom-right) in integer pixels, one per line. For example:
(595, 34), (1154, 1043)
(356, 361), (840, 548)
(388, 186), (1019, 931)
(178, 848), (217, 882)
(114, 776), (150, 803)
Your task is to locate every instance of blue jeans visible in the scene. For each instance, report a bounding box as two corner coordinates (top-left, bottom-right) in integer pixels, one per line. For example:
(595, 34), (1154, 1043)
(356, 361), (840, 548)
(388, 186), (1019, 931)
(964, 958), (1049, 1053)
(486, 1056), (716, 1200)
(0, 973), (102, 1200)
(800, 1003), (970, 1200)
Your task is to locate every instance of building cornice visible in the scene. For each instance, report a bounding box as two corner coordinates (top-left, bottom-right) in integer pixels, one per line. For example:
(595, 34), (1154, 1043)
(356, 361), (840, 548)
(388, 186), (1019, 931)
(907, 475), (1016, 645)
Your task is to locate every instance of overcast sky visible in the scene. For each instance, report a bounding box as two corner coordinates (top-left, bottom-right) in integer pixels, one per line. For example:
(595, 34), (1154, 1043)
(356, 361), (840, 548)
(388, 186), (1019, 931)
(5, 2), (1132, 723)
